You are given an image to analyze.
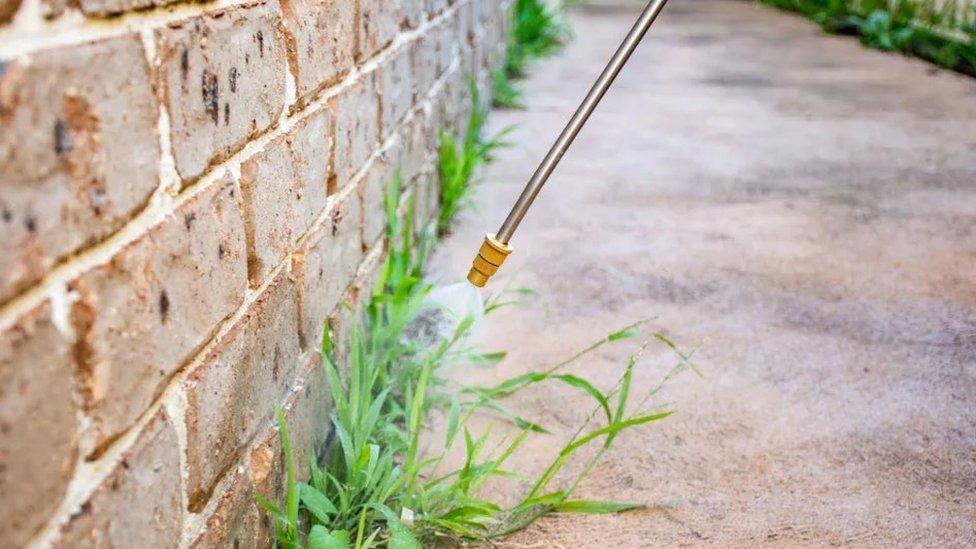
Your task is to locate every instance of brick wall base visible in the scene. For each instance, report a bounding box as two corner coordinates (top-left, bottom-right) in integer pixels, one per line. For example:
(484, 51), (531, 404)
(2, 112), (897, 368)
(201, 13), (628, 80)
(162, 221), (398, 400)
(0, 0), (510, 545)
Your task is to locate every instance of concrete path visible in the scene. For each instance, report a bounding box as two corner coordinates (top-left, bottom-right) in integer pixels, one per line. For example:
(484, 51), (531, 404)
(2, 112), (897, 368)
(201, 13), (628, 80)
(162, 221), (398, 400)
(429, 0), (976, 546)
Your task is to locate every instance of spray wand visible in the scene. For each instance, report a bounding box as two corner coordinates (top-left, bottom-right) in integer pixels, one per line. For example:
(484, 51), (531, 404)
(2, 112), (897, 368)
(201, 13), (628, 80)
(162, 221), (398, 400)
(467, 0), (671, 287)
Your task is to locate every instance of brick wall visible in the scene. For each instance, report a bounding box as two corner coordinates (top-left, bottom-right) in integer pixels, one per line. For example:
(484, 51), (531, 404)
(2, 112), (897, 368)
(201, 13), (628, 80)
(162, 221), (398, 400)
(0, 0), (509, 545)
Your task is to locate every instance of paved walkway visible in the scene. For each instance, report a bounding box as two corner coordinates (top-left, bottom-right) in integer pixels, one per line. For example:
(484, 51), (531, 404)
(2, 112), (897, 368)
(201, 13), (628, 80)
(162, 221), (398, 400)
(429, 0), (976, 546)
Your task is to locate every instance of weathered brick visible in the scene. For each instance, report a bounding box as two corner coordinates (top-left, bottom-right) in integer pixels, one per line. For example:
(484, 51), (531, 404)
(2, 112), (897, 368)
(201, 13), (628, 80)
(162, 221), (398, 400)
(280, 354), (331, 477)
(396, 0), (424, 30)
(410, 35), (437, 102)
(357, 0), (399, 60)
(156, 0), (289, 182)
(0, 34), (159, 305)
(292, 189), (362, 352)
(426, 0), (451, 19)
(189, 467), (271, 549)
(279, 0), (355, 103)
(358, 148), (394, 249)
(330, 71), (379, 186)
(397, 110), (432, 186)
(57, 410), (183, 548)
(434, 10), (461, 74)
(0, 0), (20, 22)
(378, 44), (415, 138)
(241, 108), (330, 287)
(329, 244), (384, 363)
(184, 270), (301, 511)
(431, 65), (468, 137)
(414, 170), (441, 230)
(249, 422), (285, 503)
(0, 302), (77, 548)
(458, 0), (476, 46)
(71, 176), (246, 457)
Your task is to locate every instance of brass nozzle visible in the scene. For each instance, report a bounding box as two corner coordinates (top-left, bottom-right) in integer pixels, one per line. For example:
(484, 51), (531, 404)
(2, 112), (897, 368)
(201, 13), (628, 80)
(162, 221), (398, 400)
(467, 234), (512, 287)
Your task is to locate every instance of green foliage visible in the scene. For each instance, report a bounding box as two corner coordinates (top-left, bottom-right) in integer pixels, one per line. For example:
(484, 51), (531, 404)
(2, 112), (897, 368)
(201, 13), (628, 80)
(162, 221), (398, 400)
(256, 178), (691, 548)
(858, 9), (916, 50)
(493, 0), (570, 108)
(757, 0), (976, 76)
(437, 83), (511, 236)
(508, 0), (569, 77)
(491, 67), (524, 109)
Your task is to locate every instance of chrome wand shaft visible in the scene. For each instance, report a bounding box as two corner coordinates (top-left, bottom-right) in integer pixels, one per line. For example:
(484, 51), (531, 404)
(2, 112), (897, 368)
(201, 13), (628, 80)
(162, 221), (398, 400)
(467, 0), (670, 287)
(495, 0), (670, 243)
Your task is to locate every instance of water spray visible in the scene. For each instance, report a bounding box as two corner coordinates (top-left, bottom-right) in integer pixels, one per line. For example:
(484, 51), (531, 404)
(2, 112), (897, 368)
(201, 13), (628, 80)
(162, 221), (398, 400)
(467, 0), (671, 287)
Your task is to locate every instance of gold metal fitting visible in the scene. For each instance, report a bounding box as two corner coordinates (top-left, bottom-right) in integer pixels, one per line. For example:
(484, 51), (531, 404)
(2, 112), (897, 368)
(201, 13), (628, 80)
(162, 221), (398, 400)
(467, 234), (512, 287)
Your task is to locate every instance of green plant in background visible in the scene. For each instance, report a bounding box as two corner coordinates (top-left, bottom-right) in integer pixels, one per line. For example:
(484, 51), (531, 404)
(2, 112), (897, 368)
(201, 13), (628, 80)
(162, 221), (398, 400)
(757, 0), (976, 76)
(507, 0), (569, 77)
(256, 155), (693, 549)
(491, 67), (524, 109)
(858, 9), (916, 50)
(493, 0), (571, 108)
(437, 83), (511, 237)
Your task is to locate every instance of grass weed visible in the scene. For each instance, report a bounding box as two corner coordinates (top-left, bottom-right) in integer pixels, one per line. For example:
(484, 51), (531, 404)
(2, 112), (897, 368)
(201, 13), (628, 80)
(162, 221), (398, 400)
(256, 156), (691, 549)
(256, 9), (689, 544)
(493, 0), (571, 108)
(437, 83), (511, 237)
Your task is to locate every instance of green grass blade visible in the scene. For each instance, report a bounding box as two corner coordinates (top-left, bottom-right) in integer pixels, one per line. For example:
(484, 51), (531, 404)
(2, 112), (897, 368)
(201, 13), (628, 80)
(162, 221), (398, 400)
(553, 500), (645, 514)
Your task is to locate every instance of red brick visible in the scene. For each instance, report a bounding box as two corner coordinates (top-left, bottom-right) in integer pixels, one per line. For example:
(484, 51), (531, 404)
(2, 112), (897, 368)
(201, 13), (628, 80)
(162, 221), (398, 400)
(358, 148), (394, 249)
(184, 270), (301, 512)
(249, 423), (285, 504)
(292, 189), (362, 352)
(189, 467), (271, 549)
(155, 0), (289, 182)
(434, 11), (461, 75)
(240, 108), (330, 287)
(397, 0), (424, 30)
(0, 0), (20, 22)
(279, 0), (355, 103)
(431, 66), (468, 138)
(410, 35), (436, 102)
(415, 174), (441, 231)
(426, 0), (451, 19)
(71, 176), (246, 457)
(0, 302), (77, 547)
(329, 245), (384, 363)
(57, 410), (183, 548)
(357, 0), (399, 60)
(0, 34), (159, 304)
(397, 110), (432, 187)
(378, 43), (415, 139)
(330, 71), (379, 187)
(280, 354), (331, 478)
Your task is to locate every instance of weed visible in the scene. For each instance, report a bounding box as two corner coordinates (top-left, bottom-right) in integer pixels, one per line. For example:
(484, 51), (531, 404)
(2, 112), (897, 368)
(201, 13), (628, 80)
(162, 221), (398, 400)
(491, 67), (524, 109)
(858, 9), (916, 50)
(508, 0), (569, 77)
(493, 0), (571, 108)
(437, 83), (511, 237)
(256, 176), (691, 548)
(255, 6), (689, 544)
(757, 0), (976, 76)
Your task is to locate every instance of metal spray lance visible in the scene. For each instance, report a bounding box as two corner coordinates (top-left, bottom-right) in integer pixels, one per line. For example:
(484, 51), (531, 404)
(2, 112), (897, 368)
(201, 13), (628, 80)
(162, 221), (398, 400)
(467, 0), (671, 287)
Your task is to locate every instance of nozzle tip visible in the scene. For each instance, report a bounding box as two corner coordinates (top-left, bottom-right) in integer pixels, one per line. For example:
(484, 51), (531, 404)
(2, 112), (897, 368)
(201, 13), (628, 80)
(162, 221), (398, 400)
(467, 234), (512, 288)
(467, 268), (489, 287)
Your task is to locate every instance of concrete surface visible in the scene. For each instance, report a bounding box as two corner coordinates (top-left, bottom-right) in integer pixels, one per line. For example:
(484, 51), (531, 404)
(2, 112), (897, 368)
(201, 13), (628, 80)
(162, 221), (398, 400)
(428, 0), (976, 546)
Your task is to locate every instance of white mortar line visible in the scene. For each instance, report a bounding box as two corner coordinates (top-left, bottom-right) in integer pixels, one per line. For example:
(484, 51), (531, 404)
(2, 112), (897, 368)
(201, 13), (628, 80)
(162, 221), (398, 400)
(25, 4), (479, 545)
